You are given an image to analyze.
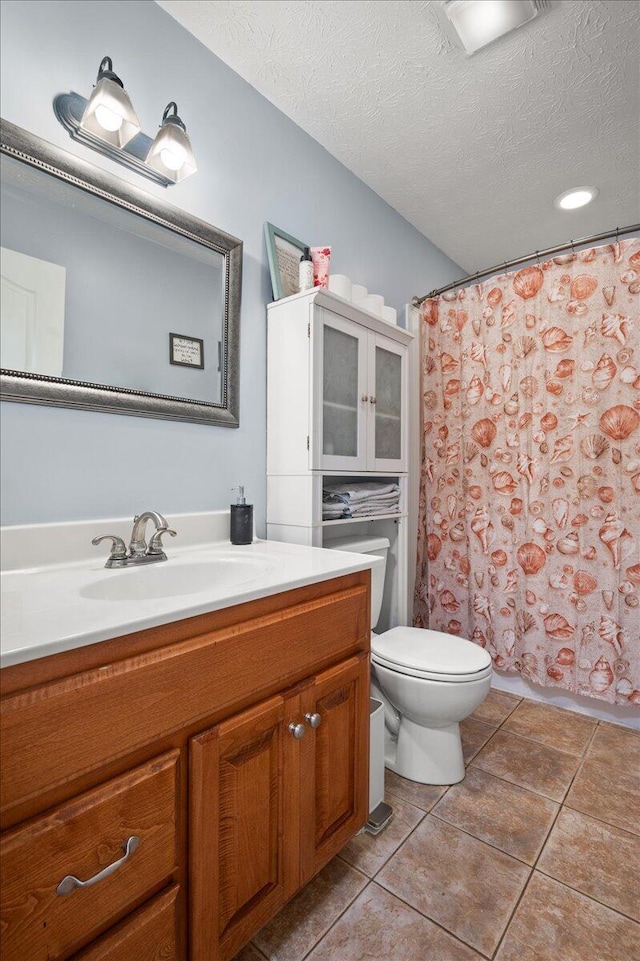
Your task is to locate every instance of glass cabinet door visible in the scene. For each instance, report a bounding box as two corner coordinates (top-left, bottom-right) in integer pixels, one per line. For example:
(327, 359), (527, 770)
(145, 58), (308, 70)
(369, 334), (406, 471)
(313, 310), (368, 470)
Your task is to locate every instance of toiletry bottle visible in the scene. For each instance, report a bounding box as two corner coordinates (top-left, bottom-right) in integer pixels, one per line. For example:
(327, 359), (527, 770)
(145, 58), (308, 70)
(299, 247), (314, 292)
(230, 486), (253, 545)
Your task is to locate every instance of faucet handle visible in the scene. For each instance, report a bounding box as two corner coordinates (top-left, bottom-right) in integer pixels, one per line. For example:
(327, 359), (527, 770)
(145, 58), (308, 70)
(92, 534), (128, 560)
(147, 528), (177, 555)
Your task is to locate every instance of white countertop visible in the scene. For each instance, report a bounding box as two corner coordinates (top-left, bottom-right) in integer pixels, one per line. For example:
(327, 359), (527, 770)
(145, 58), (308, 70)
(1, 511), (378, 668)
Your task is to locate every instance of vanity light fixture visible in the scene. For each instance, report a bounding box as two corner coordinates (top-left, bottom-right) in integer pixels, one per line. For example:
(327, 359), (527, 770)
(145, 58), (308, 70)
(54, 57), (197, 187)
(79, 57), (141, 148)
(442, 0), (545, 55)
(146, 103), (197, 183)
(554, 186), (599, 211)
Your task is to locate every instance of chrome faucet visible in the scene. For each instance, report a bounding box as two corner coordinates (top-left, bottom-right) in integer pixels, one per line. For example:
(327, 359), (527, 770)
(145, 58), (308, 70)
(92, 511), (177, 568)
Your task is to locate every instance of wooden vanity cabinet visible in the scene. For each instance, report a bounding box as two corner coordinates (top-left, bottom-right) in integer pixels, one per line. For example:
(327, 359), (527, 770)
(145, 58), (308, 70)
(0, 571), (370, 961)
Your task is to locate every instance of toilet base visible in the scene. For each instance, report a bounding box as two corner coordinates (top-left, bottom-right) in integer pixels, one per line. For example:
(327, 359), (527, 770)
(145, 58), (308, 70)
(385, 719), (465, 785)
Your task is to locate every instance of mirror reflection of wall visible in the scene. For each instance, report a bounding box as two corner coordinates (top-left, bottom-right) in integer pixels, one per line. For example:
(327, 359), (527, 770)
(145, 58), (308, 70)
(0, 155), (225, 405)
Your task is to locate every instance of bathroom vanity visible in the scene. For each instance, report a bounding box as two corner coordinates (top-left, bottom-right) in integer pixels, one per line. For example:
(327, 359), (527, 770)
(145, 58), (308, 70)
(0, 518), (374, 960)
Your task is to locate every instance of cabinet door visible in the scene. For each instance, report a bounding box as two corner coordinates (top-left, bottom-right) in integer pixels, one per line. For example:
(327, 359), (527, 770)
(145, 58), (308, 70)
(368, 332), (408, 472)
(190, 693), (300, 961)
(312, 309), (369, 471)
(300, 655), (369, 883)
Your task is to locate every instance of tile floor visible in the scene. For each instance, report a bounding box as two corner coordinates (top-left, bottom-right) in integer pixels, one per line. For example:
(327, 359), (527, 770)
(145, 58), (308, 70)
(234, 691), (640, 961)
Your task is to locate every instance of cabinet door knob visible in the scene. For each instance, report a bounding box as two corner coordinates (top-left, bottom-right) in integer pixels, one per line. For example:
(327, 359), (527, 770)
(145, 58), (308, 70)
(304, 712), (322, 728)
(369, 396), (377, 404)
(289, 722), (306, 739)
(56, 836), (140, 896)
(361, 395), (369, 403)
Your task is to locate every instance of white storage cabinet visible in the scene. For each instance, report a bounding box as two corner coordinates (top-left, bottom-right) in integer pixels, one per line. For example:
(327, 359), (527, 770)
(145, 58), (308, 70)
(267, 288), (414, 626)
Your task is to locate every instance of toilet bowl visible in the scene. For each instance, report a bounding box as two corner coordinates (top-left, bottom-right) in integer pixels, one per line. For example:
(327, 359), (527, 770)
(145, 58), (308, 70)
(329, 534), (492, 786)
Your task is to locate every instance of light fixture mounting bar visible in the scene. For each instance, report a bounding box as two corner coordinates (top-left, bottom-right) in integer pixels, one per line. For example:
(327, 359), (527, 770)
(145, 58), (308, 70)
(54, 92), (173, 188)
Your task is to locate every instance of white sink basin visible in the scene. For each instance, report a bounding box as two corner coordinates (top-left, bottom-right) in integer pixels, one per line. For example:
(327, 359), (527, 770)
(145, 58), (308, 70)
(80, 555), (270, 602)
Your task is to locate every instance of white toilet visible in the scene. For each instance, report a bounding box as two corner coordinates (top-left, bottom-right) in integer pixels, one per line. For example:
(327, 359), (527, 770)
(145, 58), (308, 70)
(331, 534), (492, 786)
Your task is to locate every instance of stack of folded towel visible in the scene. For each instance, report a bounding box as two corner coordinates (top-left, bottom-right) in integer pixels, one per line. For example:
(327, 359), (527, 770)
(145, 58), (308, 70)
(322, 482), (401, 520)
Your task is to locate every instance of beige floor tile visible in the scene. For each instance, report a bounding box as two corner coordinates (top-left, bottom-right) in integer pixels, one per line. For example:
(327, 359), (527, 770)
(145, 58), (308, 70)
(340, 794), (425, 878)
(537, 808), (640, 921)
(384, 769), (447, 812)
(495, 873), (640, 961)
(232, 945), (268, 961)
(470, 689), (521, 727)
(502, 699), (597, 756)
(565, 757), (640, 837)
(471, 729), (580, 801)
(460, 716), (495, 763)
(432, 766), (559, 864)
(253, 858), (367, 961)
(306, 883), (483, 961)
(587, 722), (640, 768)
(377, 815), (530, 957)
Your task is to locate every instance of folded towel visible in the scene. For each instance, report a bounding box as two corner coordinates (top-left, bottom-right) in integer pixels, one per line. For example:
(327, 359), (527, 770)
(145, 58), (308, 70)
(322, 482), (400, 505)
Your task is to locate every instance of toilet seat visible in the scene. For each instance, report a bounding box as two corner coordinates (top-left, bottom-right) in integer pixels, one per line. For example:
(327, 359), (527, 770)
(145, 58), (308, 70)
(372, 627), (492, 683)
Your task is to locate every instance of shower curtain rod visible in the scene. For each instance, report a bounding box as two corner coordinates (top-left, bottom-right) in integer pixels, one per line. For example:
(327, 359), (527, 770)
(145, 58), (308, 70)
(413, 222), (640, 306)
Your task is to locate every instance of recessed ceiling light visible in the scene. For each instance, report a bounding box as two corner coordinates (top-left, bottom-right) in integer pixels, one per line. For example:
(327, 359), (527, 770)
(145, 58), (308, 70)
(554, 187), (599, 211)
(442, 0), (542, 55)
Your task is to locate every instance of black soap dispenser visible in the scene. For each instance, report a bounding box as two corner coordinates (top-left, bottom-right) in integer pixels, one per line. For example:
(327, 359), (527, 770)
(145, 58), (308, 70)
(230, 486), (253, 545)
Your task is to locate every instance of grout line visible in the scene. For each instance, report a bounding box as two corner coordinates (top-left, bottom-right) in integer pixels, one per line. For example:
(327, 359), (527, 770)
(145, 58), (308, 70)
(248, 944), (270, 961)
(490, 868), (537, 959)
(483, 722), (597, 760)
(298, 879), (373, 961)
(561, 799), (640, 838)
(555, 718), (600, 805)
(533, 865), (640, 925)
(370, 877), (498, 961)
(428, 808), (549, 869)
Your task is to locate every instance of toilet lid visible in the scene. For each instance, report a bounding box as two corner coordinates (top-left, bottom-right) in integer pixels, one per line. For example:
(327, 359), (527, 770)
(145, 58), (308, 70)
(372, 627), (492, 678)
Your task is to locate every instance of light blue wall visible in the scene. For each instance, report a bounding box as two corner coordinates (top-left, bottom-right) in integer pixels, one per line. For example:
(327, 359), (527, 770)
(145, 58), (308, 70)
(0, 0), (460, 531)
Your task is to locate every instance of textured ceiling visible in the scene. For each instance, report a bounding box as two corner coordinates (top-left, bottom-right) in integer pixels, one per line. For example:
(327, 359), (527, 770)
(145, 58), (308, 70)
(156, 0), (640, 272)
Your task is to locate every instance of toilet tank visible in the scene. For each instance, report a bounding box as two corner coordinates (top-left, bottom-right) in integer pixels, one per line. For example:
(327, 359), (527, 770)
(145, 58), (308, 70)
(325, 535), (390, 630)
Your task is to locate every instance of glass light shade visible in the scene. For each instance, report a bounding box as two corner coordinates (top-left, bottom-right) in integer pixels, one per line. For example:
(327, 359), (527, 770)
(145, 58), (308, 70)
(443, 0), (538, 55)
(146, 112), (197, 184)
(80, 76), (141, 148)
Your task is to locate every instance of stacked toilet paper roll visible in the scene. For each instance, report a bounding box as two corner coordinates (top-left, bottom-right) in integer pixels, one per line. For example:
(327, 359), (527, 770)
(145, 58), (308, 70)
(328, 275), (397, 324)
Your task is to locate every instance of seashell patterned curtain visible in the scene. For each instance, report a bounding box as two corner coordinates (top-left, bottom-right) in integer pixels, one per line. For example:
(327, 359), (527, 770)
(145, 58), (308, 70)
(414, 238), (640, 706)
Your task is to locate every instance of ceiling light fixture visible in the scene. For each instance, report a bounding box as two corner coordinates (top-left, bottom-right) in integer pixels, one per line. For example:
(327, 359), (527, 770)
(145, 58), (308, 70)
(54, 57), (197, 187)
(554, 186), (599, 211)
(79, 57), (141, 148)
(442, 0), (543, 55)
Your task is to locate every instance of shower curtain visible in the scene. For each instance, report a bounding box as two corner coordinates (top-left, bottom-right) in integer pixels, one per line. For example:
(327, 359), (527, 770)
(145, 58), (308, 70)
(414, 238), (640, 706)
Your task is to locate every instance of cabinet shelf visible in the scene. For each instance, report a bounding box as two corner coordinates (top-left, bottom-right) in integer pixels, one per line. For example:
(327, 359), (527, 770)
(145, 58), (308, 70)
(322, 511), (406, 526)
(323, 400), (358, 413)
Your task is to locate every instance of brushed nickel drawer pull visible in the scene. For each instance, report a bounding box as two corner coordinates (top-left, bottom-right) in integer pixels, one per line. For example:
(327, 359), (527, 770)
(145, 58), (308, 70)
(56, 835), (140, 896)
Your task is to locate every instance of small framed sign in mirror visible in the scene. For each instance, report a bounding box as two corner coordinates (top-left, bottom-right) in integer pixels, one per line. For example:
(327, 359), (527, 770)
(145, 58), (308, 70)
(169, 333), (205, 369)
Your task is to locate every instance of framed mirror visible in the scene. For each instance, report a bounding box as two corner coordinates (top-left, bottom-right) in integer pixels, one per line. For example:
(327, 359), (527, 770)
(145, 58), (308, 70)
(0, 119), (241, 427)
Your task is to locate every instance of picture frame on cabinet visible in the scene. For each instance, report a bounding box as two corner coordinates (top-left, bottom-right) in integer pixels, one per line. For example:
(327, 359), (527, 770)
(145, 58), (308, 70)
(264, 222), (307, 300)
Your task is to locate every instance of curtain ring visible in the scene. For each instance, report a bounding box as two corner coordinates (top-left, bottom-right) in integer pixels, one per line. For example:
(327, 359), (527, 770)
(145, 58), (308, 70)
(535, 250), (540, 265)
(616, 226), (619, 242)
(570, 239), (575, 254)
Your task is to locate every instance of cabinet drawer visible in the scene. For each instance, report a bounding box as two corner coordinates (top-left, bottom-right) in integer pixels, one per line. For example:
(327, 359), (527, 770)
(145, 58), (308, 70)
(71, 885), (178, 961)
(0, 751), (178, 961)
